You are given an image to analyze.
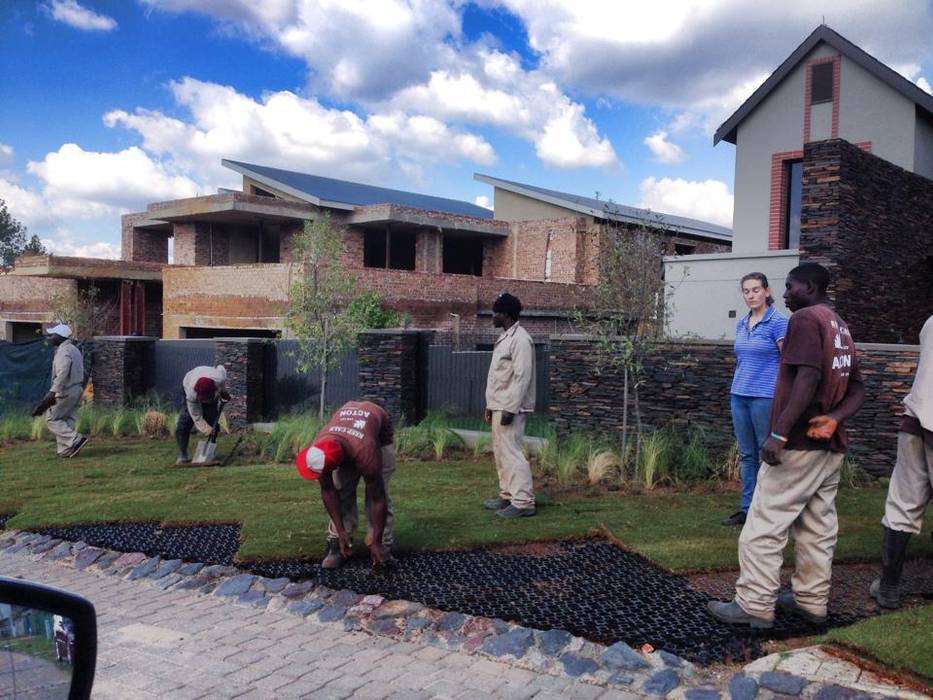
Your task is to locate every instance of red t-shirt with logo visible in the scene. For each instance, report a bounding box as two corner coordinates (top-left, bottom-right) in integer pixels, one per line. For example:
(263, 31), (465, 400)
(770, 304), (862, 453)
(314, 401), (394, 474)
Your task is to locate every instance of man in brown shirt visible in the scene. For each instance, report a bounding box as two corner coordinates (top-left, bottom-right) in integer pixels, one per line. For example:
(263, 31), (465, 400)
(295, 400), (395, 570)
(708, 263), (865, 628)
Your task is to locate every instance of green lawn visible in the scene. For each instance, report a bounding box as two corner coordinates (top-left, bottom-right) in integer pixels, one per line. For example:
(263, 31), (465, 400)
(823, 605), (933, 681)
(3, 437), (924, 572)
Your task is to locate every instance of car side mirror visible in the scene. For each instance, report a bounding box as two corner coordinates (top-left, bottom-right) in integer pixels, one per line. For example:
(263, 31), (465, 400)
(0, 576), (96, 700)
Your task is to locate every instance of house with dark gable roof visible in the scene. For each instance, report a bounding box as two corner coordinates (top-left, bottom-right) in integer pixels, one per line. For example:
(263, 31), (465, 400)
(665, 25), (933, 343)
(2, 159), (729, 341)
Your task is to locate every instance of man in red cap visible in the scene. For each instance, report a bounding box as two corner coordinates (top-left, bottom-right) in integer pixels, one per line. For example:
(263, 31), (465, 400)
(175, 365), (229, 465)
(296, 400), (395, 569)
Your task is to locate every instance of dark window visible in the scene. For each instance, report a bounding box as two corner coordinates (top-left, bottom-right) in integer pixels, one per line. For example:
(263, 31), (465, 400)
(364, 229), (387, 268)
(811, 62), (834, 104)
(673, 243), (695, 256)
(388, 230), (416, 270)
(9, 322), (42, 343)
(363, 229), (416, 270)
(182, 327), (280, 339)
(443, 236), (484, 276)
(784, 160), (803, 249)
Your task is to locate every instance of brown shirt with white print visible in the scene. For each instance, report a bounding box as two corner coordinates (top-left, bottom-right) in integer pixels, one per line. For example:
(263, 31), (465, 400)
(770, 304), (863, 453)
(314, 401), (394, 475)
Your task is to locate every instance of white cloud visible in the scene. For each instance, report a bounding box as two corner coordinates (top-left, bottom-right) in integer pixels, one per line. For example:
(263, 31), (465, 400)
(0, 177), (50, 228)
(26, 144), (200, 217)
(104, 77), (496, 187)
(499, 1), (933, 132)
(639, 176), (733, 227)
(388, 49), (617, 168)
(918, 77), (932, 94)
(474, 195), (492, 210)
(142, 3), (617, 169)
(41, 231), (120, 259)
(644, 131), (685, 164)
(141, 0), (460, 101)
(44, 0), (117, 31)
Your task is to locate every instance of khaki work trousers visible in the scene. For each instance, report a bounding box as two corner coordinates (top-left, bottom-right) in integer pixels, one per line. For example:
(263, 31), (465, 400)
(45, 385), (84, 456)
(326, 445), (396, 547)
(492, 410), (535, 509)
(735, 449), (844, 619)
(882, 432), (932, 534)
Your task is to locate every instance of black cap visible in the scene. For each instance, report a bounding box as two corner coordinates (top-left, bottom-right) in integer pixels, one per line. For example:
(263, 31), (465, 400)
(492, 292), (522, 318)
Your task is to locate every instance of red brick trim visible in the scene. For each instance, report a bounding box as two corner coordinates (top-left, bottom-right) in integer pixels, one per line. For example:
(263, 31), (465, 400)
(855, 141), (872, 152)
(803, 55), (841, 143)
(768, 150), (804, 250)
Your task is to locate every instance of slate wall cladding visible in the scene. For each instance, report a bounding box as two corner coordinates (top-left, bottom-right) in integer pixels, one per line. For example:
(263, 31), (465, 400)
(90, 336), (157, 406)
(800, 139), (933, 344)
(214, 339), (265, 427)
(548, 336), (920, 476)
(357, 330), (431, 424)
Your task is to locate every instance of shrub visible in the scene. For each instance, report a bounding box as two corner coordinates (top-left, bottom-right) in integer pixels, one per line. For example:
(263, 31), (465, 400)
(0, 414), (33, 442)
(263, 413), (324, 463)
(556, 433), (589, 485)
(667, 426), (714, 484)
(587, 448), (621, 485)
(639, 430), (670, 490)
(472, 432), (492, 457)
(139, 411), (168, 438)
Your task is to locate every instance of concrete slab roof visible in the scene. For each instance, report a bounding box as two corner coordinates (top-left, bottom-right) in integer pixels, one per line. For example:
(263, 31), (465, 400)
(715, 25), (933, 145)
(146, 192), (316, 224)
(348, 204), (509, 237)
(473, 174), (732, 241)
(10, 255), (164, 281)
(223, 159), (495, 220)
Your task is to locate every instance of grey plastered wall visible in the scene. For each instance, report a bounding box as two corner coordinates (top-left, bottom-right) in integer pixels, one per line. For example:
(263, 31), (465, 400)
(730, 46), (828, 253)
(914, 110), (933, 180)
(492, 188), (592, 223)
(838, 54), (916, 171)
(664, 250), (798, 340)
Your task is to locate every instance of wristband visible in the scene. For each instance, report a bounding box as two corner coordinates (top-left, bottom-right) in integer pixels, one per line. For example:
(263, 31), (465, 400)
(770, 432), (788, 443)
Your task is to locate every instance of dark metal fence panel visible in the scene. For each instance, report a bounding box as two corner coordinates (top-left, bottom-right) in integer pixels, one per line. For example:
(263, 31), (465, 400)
(271, 340), (359, 416)
(151, 340), (216, 407)
(426, 344), (549, 415)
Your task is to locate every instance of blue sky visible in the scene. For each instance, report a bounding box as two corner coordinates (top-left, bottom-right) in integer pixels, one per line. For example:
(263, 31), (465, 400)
(1, 1), (931, 258)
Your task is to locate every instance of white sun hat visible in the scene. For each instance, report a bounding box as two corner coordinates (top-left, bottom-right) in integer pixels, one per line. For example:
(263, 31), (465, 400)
(47, 323), (73, 339)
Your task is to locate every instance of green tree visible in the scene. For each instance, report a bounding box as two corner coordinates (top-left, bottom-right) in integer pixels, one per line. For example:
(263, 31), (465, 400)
(0, 198), (28, 267)
(345, 290), (409, 329)
(285, 215), (364, 420)
(576, 209), (679, 475)
(22, 234), (47, 257)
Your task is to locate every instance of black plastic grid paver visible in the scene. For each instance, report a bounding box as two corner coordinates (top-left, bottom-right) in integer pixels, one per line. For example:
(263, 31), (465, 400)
(25, 523), (873, 664)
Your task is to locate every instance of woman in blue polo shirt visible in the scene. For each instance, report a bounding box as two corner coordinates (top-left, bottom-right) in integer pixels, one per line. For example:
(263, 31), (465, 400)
(722, 272), (788, 526)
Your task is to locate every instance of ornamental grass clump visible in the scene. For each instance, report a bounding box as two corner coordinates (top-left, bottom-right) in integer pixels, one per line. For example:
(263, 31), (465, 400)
(0, 413), (33, 442)
(587, 448), (621, 485)
(264, 413), (324, 463)
(138, 410), (168, 438)
(556, 433), (589, 485)
(639, 430), (670, 490)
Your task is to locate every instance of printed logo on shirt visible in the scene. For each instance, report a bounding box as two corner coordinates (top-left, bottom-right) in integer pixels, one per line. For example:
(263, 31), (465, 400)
(831, 323), (853, 376)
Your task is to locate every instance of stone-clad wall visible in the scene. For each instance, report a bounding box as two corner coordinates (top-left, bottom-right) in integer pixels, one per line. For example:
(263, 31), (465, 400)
(90, 337), (157, 406)
(357, 331), (429, 424)
(548, 336), (920, 476)
(800, 139), (933, 344)
(215, 339), (265, 427)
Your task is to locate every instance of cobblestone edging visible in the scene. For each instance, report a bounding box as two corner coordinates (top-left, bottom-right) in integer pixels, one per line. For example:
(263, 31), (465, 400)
(1, 530), (925, 699)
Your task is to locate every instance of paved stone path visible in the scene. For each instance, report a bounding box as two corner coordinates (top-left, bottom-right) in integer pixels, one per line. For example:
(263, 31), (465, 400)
(1, 554), (640, 699)
(2, 534), (928, 699)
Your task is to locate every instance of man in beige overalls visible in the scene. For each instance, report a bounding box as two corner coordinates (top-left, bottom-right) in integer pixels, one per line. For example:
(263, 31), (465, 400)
(707, 263), (865, 628)
(483, 292), (536, 519)
(32, 323), (88, 458)
(870, 313), (932, 609)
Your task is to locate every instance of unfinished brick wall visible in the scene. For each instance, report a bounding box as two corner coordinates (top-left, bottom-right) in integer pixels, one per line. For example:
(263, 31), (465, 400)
(500, 218), (587, 283)
(121, 213), (168, 263)
(173, 222), (230, 266)
(162, 263), (590, 338)
(0, 276), (77, 336)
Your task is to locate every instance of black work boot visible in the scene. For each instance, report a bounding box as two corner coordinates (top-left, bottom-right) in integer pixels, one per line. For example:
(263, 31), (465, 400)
(870, 526), (912, 609)
(321, 539), (344, 570)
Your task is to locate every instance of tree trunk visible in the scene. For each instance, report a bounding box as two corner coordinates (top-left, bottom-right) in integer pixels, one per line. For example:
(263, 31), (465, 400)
(620, 365), (629, 482)
(318, 319), (328, 421)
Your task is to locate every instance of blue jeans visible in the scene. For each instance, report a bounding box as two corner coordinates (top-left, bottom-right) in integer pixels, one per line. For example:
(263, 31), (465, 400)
(730, 394), (773, 512)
